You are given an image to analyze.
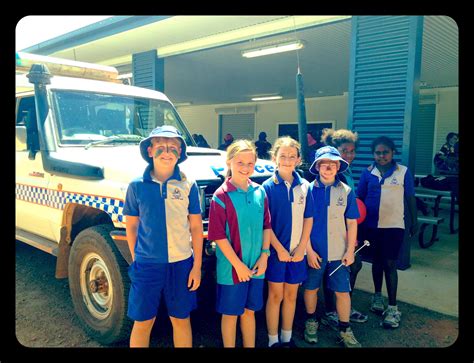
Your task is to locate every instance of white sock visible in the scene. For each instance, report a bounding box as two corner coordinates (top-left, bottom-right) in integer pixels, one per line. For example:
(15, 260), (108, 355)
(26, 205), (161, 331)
(388, 304), (398, 311)
(268, 334), (279, 347)
(280, 329), (292, 343)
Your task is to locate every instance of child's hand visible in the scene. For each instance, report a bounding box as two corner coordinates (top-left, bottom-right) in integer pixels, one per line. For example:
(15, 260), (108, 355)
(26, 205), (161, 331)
(277, 248), (292, 262)
(235, 261), (255, 282)
(342, 251), (355, 267)
(252, 255), (268, 276)
(188, 265), (202, 291)
(307, 250), (322, 269)
(290, 244), (305, 263)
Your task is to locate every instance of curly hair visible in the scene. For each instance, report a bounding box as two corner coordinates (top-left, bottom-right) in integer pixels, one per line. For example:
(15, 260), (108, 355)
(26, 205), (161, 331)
(320, 128), (358, 148)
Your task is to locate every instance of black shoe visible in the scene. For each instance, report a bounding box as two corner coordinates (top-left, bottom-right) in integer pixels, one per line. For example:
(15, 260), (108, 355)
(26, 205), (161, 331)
(280, 339), (297, 348)
(269, 342), (281, 348)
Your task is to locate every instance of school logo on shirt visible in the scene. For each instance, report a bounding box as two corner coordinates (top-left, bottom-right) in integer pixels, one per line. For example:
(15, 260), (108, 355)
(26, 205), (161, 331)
(298, 195), (305, 205)
(390, 177), (399, 185)
(171, 188), (183, 200)
(336, 196), (345, 206)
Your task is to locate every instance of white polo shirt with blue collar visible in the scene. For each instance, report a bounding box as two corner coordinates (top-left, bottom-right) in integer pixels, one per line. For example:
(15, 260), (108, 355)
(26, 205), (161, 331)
(356, 162), (415, 229)
(262, 170), (313, 254)
(123, 164), (201, 264)
(309, 175), (359, 262)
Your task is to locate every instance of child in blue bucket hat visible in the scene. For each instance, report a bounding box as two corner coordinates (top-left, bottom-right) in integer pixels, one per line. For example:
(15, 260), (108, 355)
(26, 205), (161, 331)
(302, 145), (362, 348)
(123, 125), (203, 347)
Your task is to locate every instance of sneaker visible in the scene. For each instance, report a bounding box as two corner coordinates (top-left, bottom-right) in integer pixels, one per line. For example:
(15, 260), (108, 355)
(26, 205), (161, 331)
(320, 311), (339, 331)
(350, 308), (368, 323)
(338, 327), (362, 348)
(304, 318), (319, 344)
(382, 306), (402, 329)
(370, 293), (385, 314)
(280, 339), (297, 348)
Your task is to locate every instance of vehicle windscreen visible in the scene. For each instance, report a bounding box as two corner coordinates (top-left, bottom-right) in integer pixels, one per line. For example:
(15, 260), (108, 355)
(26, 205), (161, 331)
(52, 90), (195, 146)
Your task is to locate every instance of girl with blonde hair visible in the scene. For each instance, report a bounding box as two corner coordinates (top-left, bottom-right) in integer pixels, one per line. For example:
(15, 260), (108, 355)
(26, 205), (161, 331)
(208, 139), (272, 347)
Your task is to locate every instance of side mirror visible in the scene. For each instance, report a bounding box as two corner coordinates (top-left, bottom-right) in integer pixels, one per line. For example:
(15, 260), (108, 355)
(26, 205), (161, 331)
(16, 125), (27, 151)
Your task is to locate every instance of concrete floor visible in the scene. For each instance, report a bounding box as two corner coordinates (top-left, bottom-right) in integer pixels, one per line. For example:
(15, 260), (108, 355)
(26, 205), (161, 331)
(354, 207), (459, 317)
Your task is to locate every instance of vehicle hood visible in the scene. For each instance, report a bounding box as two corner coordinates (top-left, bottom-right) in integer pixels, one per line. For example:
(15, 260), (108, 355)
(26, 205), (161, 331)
(50, 145), (275, 185)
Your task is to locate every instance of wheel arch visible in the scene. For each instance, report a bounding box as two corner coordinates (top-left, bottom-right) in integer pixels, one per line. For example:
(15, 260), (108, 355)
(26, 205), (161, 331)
(55, 203), (120, 278)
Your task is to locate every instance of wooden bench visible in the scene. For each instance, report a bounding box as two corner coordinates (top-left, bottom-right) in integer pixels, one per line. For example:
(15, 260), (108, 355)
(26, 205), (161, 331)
(417, 215), (445, 248)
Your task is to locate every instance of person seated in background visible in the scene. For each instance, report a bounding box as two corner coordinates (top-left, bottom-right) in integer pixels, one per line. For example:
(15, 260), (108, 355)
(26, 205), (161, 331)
(218, 133), (234, 151)
(255, 131), (272, 160)
(434, 132), (458, 175)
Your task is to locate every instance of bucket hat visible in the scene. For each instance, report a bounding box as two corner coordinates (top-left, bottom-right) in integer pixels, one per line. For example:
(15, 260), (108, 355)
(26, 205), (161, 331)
(139, 125), (188, 164)
(309, 145), (349, 175)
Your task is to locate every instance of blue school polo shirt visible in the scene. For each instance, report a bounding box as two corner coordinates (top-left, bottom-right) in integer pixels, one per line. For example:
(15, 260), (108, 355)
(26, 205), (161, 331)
(123, 164), (201, 263)
(356, 162), (415, 229)
(309, 175), (359, 262)
(207, 178), (272, 285)
(262, 170), (313, 253)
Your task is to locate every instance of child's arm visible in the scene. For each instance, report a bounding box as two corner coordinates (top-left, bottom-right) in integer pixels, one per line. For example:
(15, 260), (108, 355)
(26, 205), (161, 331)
(291, 217), (313, 262)
(306, 239), (322, 269)
(253, 193), (272, 275)
(188, 213), (203, 291)
(214, 238), (255, 282)
(125, 216), (139, 262)
(342, 218), (357, 266)
(270, 229), (292, 262)
(253, 229), (271, 276)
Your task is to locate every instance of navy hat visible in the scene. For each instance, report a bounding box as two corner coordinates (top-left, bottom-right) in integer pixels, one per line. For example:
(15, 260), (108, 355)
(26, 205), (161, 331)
(309, 145), (349, 175)
(139, 125), (188, 164)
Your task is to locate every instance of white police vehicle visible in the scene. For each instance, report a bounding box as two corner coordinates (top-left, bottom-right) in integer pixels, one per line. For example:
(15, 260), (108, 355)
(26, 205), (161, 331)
(15, 52), (275, 344)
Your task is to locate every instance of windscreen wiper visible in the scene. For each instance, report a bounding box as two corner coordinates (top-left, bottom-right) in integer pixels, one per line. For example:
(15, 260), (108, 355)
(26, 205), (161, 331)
(84, 134), (144, 150)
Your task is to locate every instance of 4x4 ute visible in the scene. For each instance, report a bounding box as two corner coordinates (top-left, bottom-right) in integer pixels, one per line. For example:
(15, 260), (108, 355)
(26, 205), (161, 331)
(15, 52), (275, 344)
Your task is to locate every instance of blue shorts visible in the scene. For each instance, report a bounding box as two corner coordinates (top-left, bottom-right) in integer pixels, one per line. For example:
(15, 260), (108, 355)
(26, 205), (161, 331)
(265, 254), (307, 284)
(216, 278), (265, 316)
(303, 259), (351, 293)
(127, 256), (197, 321)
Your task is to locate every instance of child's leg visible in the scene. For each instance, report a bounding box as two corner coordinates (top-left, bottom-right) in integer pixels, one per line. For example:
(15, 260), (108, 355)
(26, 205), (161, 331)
(381, 228), (405, 306)
(240, 308), (256, 347)
(130, 317), (156, 347)
(335, 292), (351, 323)
(370, 229), (384, 293)
(304, 288), (319, 314)
(169, 316), (192, 347)
(383, 258), (399, 306)
(266, 282), (284, 337)
(281, 283), (299, 331)
(221, 314), (238, 347)
(349, 253), (363, 295)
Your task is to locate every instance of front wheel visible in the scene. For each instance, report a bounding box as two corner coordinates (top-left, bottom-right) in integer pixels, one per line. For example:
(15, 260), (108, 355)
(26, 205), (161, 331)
(68, 224), (132, 344)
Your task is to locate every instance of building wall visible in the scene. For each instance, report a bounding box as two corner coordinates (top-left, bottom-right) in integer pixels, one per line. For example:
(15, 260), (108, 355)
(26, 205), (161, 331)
(177, 87), (458, 175)
(177, 93), (349, 148)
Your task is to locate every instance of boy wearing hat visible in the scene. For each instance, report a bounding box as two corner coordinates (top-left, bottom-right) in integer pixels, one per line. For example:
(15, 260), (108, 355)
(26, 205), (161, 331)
(302, 146), (361, 348)
(123, 125), (203, 347)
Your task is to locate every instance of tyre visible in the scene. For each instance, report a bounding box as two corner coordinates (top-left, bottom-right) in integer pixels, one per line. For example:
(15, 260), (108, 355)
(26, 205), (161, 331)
(68, 224), (132, 344)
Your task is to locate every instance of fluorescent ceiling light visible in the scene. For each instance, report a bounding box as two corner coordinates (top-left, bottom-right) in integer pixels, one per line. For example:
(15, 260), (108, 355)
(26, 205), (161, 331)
(251, 95), (283, 101)
(242, 41), (304, 58)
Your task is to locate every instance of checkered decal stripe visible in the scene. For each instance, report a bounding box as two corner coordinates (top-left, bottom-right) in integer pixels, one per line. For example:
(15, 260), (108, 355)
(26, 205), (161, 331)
(16, 184), (125, 223)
